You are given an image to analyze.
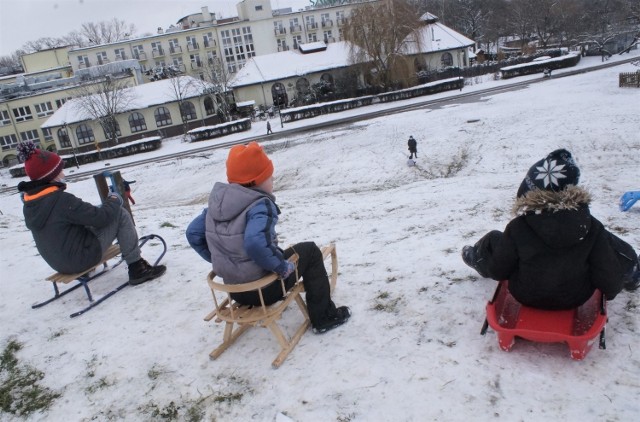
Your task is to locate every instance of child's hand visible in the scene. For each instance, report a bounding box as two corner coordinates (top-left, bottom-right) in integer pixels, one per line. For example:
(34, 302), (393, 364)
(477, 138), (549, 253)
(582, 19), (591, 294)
(278, 261), (295, 279)
(107, 192), (123, 206)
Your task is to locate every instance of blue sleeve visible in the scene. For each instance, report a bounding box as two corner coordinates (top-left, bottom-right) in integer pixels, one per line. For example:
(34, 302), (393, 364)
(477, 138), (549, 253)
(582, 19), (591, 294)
(186, 208), (211, 263)
(243, 199), (288, 274)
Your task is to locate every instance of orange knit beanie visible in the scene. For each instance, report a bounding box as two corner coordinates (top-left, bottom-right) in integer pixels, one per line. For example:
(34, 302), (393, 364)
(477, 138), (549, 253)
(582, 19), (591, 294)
(226, 142), (274, 186)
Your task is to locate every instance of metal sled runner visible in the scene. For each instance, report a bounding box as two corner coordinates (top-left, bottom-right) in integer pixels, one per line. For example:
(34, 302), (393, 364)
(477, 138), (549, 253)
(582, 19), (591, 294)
(32, 234), (166, 318)
(481, 280), (607, 360)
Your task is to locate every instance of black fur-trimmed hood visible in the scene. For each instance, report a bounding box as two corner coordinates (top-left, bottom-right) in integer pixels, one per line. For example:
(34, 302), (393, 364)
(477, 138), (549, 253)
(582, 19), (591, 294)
(513, 185), (591, 216)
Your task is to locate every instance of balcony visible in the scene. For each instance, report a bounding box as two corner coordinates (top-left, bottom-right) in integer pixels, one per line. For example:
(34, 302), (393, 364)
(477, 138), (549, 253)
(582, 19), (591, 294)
(187, 42), (200, 52)
(134, 52), (148, 60)
(152, 49), (165, 58)
(203, 39), (217, 48)
(289, 25), (302, 34)
(96, 59), (110, 65)
(115, 54), (128, 61)
(306, 22), (318, 30)
(274, 27), (286, 36)
(190, 61), (203, 69)
(78, 61), (91, 69)
(169, 45), (183, 54)
(337, 18), (346, 27)
(322, 20), (334, 28)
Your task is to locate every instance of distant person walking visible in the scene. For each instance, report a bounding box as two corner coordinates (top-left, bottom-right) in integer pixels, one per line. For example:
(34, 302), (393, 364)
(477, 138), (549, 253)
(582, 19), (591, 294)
(266, 121), (273, 135)
(408, 136), (418, 159)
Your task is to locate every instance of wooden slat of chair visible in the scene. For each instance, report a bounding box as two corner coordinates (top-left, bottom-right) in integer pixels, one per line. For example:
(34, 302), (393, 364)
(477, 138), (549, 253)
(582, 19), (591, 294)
(205, 253), (316, 368)
(45, 244), (121, 284)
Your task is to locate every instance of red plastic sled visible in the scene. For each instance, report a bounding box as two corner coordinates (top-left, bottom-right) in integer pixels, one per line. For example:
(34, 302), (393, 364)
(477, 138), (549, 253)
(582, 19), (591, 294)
(481, 280), (607, 360)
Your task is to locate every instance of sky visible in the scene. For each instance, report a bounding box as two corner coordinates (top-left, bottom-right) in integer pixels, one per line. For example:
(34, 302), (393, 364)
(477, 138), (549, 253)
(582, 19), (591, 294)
(0, 52), (639, 420)
(0, 0), (312, 57)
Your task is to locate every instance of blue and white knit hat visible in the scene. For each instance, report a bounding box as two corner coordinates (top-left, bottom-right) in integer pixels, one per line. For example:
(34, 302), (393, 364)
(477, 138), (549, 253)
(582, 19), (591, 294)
(517, 149), (580, 197)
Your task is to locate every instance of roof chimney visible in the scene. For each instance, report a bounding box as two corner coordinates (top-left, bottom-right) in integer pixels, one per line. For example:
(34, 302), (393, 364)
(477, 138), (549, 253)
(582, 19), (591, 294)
(201, 6), (211, 22)
(157, 27), (164, 34)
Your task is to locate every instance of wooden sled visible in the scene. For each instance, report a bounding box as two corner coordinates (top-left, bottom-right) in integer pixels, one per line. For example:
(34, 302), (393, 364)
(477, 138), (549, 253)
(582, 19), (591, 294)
(204, 243), (338, 368)
(32, 234), (166, 318)
(481, 280), (607, 360)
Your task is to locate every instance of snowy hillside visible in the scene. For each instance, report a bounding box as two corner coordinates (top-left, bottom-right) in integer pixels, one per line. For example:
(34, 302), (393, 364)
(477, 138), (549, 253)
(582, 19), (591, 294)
(1, 56), (639, 421)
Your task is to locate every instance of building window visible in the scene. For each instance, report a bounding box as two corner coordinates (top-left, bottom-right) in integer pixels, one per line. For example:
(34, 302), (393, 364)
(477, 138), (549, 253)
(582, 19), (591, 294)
(76, 124), (95, 145)
(1, 134), (18, 151)
(154, 107), (172, 127)
(441, 52), (453, 67)
(180, 101), (197, 121)
(20, 129), (41, 144)
(305, 16), (317, 30)
(78, 55), (90, 68)
(96, 51), (108, 65)
(132, 44), (146, 59)
(42, 128), (54, 142)
(128, 112), (147, 133)
(190, 54), (202, 68)
(186, 36), (199, 51)
(308, 33), (317, 43)
(274, 21), (285, 35)
(206, 51), (217, 64)
(114, 48), (126, 60)
(55, 98), (69, 108)
(12, 106), (33, 122)
(204, 97), (216, 115)
(172, 57), (184, 69)
(57, 128), (71, 148)
(255, 5), (263, 11)
(293, 35), (302, 49)
(34, 102), (54, 118)
(150, 42), (163, 55)
(323, 30), (333, 42)
(169, 38), (181, 54)
(0, 110), (10, 126)
(203, 32), (215, 48)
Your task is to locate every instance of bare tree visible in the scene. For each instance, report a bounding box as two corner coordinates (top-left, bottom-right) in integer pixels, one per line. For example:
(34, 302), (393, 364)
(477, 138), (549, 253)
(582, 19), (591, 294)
(21, 37), (66, 53)
(343, 0), (423, 91)
(81, 18), (136, 45)
(195, 58), (234, 122)
(166, 76), (199, 140)
(72, 76), (136, 148)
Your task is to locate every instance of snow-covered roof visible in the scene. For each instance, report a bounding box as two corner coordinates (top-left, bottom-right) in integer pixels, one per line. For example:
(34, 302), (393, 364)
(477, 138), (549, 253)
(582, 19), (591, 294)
(230, 41), (353, 88)
(231, 22), (474, 89)
(42, 76), (208, 128)
(402, 22), (475, 55)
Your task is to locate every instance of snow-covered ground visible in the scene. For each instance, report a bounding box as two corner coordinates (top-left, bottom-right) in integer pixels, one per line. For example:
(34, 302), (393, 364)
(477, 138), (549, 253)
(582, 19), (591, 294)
(1, 53), (639, 421)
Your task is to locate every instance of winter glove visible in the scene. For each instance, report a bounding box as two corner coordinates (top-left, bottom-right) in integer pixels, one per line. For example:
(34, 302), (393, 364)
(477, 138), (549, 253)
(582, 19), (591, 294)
(107, 192), (123, 206)
(277, 261), (295, 279)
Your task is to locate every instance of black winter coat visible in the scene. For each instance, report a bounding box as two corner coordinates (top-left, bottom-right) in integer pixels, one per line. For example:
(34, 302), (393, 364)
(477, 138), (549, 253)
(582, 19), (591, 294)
(19, 181), (120, 274)
(489, 185), (624, 309)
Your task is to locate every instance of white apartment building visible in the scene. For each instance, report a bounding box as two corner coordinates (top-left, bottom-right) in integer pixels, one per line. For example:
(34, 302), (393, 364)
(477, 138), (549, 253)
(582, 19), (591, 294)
(66, 0), (364, 80)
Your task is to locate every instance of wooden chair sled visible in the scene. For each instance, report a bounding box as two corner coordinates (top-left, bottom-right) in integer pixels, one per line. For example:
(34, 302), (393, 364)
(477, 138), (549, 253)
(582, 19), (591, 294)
(32, 234), (167, 318)
(204, 243), (338, 368)
(481, 280), (607, 360)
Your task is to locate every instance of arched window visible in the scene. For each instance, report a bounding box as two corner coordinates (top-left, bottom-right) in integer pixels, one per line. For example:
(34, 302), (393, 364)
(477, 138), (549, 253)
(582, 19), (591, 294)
(441, 52), (453, 67)
(271, 82), (288, 107)
(128, 112), (147, 133)
(180, 101), (197, 121)
(295, 78), (310, 94)
(154, 107), (173, 127)
(75, 124), (95, 145)
(204, 97), (216, 115)
(57, 127), (71, 148)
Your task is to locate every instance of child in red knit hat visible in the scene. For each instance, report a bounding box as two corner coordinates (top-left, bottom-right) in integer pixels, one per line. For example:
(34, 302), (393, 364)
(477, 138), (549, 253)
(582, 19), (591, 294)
(189, 142), (350, 333)
(16, 142), (165, 285)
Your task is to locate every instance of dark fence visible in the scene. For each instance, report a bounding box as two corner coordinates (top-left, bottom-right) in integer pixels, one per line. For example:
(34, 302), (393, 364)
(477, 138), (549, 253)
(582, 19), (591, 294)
(281, 78), (463, 123)
(619, 71), (640, 88)
(187, 118), (252, 142)
(10, 137), (163, 178)
(500, 53), (581, 79)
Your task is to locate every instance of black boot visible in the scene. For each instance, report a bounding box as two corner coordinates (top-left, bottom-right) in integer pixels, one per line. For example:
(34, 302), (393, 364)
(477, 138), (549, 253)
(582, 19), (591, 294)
(623, 260), (640, 292)
(128, 259), (166, 286)
(462, 245), (489, 278)
(313, 306), (351, 334)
